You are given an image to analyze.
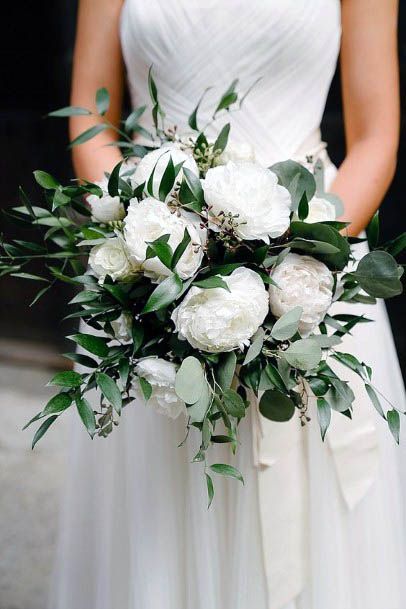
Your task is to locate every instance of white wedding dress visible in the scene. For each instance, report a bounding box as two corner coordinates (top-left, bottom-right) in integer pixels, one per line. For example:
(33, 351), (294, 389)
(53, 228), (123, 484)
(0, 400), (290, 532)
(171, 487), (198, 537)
(49, 2), (406, 608)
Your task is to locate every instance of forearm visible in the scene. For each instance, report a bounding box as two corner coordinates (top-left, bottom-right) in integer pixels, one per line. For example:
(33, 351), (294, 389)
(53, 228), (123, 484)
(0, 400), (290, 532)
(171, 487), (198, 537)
(330, 136), (397, 236)
(71, 130), (123, 184)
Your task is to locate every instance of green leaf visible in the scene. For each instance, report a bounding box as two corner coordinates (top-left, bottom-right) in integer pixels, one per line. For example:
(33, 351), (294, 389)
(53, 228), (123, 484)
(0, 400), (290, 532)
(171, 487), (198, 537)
(283, 339), (322, 370)
(216, 352), (237, 391)
(158, 155), (176, 201)
(48, 106), (91, 117)
(107, 160), (123, 197)
(209, 463), (244, 484)
(307, 377), (329, 397)
(42, 393), (72, 416)
(271, 307), (303, 341)
(175, 356), (205, 404)
(317, 397), (331, 441)
(142, 273), (183, 313)
(52, 189), (71, 210)
(259, 389), (295, 422)
(352, 250), (403, 298)
(68, 333), (109, 357)
(76, 397), (96, 437)
(387, 409), (400, 444)
(10, 272), (49, 282)
(96, 87), (110, 115)
(63, 353), (99, 369)
(96, 372), (122, 414)
(289, 238), (340, 255)
(139, 377), (153, 401)
(23, 411), (46, 431)
(183, 167), (204, 207)
(263, 363), (286, 392)
(309, 335), (342, 348)
(205, 473), (214, 508)
(33, 170), (60, 190)
(131, 322), (144, 353)
(213, 123), (230, 155)
(171, 228), (191, 271)
(146, 234), (174, 269)
(222, 388), (245, 418)
(124, 105), (147, 132)
(214, 79), (239, 115)
(48, 371), (83, 388)
(384, 232), (406, 257)
(270, 160), (316, 210)
(366, 210), (379, 249)
(69, 124), (109, 148)
(188, 87), (212, 130)
(187, 380), (211, 423)
(290, 221), (350, 270)
(365, 384), (385, 418)
(297, 192), (309, 221)
(193, 276), (230, 291)
(243, 328), (265, 365)
(32, 416), (58, 449)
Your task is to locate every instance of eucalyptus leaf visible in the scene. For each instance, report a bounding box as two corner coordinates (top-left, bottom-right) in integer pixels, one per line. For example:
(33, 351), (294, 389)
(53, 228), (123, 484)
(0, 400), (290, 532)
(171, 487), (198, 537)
(222, 388), (245, 418)
(283, 339), (322, 370)
(352, 251), (403, 298)
(271, 307), (303, 341)
(48, 106), (91, 117)
(216, 352), (237, 391)
(96, 87), (110, 115)
(259, 389), (295, 422)
(187, 380), (211, 423)
(205, 473), (214, 508)
(387, 409), (400, 444)
(69, 124), (109, 148)
(365, 384), (385, 418)
(175, 356), (205, 404)
(270, 160), (316, 210)
(243, 328), (265, 365)
(68, 333), (109, 357)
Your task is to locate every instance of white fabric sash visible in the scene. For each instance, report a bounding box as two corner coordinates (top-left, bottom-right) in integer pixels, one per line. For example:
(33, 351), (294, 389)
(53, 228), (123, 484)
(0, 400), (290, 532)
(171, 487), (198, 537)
(249, 132), (379, 608)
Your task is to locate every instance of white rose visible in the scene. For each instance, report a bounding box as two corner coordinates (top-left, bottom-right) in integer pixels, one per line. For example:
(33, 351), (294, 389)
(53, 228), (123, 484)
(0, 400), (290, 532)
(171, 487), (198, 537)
(215, 141), (256, 165)
(171, 267), (268, 352)
(89, 237), (136, 282)
(302, 195), (336, 224)
(124, 197), (206, 282)
(87, 192), (125, 223)
(111, 311), (133, 343)
(133, 144), (199, 199)
(132, 358), (187, 419)
(203, 161), (291, 242)
(269, 253), (334, 336)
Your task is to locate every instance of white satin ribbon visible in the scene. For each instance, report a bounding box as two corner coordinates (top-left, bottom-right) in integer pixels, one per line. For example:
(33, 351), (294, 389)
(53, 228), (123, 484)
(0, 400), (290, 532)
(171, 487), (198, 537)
(249, 132), (379, 608)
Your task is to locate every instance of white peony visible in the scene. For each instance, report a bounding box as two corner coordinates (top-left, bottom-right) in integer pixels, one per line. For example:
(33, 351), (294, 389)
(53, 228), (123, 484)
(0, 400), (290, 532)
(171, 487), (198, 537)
(203, 161), (291, 242)
(303, 195), (336, 224)
(111, 311), (133, 343)
(171, 267), (269, 352)
(133, 144), (199, 199)
(132, 358), (187, 419)
(215, 140), (256, 165)
(89, 237), (136, 282)
(87, 192), (125, 223)
(269, 253), (334, 336)
(124, 197), (206, 282)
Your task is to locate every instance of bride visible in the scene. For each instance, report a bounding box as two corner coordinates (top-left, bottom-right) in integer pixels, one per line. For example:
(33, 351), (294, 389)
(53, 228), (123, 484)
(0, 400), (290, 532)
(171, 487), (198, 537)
(50, 1), (406, 608)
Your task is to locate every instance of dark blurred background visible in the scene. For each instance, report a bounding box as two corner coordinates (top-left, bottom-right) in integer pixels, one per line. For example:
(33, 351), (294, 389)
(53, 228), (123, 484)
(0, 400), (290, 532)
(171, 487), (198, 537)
(0, 1), (405, 374)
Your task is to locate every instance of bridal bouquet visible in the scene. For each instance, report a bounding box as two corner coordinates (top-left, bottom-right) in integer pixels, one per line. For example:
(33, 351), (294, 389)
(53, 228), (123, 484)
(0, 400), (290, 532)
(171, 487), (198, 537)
(1, 72), (404, 503)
